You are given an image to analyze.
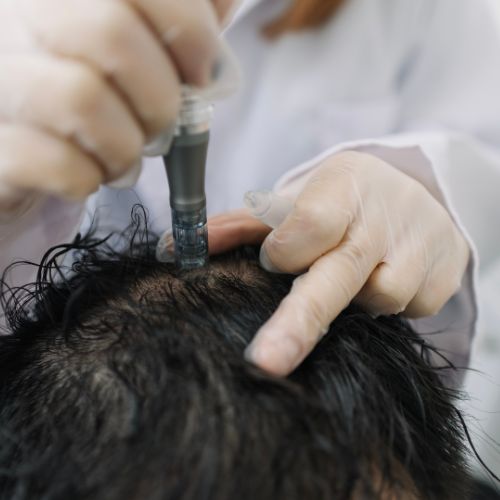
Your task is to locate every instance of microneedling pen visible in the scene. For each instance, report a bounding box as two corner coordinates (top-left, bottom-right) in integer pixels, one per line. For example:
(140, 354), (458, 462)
(163, 88), (212, 270)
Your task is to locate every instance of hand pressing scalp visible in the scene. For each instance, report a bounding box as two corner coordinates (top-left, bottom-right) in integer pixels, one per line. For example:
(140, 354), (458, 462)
(0, 0), (238, 214)
(207, 151), (470, 376)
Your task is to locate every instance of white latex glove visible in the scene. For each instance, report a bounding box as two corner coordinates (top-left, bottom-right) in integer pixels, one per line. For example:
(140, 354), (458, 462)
(0, 0), (238, 215)
(203, 151), (471, 376)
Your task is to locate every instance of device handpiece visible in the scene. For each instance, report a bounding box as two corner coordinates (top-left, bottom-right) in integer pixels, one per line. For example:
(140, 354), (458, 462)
(163, 89), (212, 270)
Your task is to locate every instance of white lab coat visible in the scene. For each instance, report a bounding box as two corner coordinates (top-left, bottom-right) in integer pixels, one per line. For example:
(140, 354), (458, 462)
(1, 0), (500, 381)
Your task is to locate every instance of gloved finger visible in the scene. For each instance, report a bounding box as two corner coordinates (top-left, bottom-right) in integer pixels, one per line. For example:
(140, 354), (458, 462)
(355, 259), (424, 316)
(0, 184), (35, 219)
(0, 123), (103, 200)
(206, 191), (294, 255)
(260, 163), (357, 274)
(106, 160), (143, 190)
(124, 0), (221, 88)
(207, 188), (292, 225)
(405, 279), (461, 318)
(245, 235), (380, 376)
(405, 233), (469, 318)
(0, 54), (144, 181)
(21, 0), (181, 140)
(244, 190), (294, 229)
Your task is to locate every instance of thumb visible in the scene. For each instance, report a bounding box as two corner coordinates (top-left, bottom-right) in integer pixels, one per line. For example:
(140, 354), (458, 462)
(243, 190), (294, 229)
(244, 190), (295, 273)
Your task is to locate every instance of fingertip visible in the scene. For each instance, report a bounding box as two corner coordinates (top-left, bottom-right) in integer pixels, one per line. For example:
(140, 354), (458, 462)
(199, 39), (241, 101)
(244, 332), (302, 377)
(106, 159), (143, 189)
(259, 245), (283, 273)
(360, 293), (406, 317)
(142, 125), (175, 157)
(156, 230), (175, 263)
(244, 190), (293, 229)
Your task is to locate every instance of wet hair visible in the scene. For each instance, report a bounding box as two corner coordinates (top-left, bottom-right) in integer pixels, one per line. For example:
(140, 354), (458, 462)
(0, 207), (472, 499)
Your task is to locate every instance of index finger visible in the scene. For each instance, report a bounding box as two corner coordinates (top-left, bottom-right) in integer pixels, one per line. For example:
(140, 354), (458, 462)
(261, 158), (359, 274)
(125, 0), (220, 86)
(245, 236), (379, 376)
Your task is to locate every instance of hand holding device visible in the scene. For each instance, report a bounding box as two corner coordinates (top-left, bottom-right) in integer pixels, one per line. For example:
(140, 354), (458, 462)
(0, 0), (237, 215)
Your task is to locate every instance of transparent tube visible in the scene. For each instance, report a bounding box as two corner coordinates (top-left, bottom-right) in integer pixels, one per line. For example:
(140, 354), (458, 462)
(171, 208), (208, 270)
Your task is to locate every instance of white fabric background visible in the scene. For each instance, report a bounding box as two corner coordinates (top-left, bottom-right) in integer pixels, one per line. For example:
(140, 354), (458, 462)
(462, 0), (500, 481)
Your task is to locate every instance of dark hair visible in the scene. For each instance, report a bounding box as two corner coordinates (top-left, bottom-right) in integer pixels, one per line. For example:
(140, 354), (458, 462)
(0, 207), (472, 499)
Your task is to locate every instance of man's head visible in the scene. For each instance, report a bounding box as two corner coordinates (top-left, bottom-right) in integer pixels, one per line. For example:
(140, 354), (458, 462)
(0, 210), (470, 499)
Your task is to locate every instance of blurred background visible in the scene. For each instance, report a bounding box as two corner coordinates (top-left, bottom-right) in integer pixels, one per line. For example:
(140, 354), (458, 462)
(459, 0), (500, 487)
(462, 1), (500, 485)
(494, 0), (500, 18)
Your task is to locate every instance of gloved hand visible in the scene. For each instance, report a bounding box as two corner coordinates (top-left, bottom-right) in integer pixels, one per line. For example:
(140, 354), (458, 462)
(207, 151), (471, 376)
(0, 0), (238, 215)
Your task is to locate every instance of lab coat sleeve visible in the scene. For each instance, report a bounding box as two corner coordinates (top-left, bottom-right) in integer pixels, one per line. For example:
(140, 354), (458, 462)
(275, 0), (500, 381)
(0, 197), (85, 331)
